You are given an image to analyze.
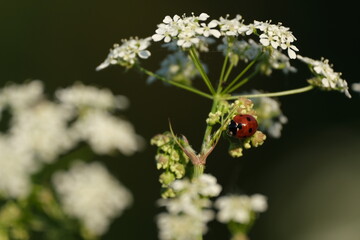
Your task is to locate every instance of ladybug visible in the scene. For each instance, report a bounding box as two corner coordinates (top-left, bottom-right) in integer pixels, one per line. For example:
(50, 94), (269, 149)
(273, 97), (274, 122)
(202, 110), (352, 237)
(228, 114), (258, 138)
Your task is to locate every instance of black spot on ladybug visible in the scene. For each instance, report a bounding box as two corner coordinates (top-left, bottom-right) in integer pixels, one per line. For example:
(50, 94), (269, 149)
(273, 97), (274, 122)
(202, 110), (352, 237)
(246, 117), (251, 121)
(248, 128), (253, 133)
(237, 124), (242, 129)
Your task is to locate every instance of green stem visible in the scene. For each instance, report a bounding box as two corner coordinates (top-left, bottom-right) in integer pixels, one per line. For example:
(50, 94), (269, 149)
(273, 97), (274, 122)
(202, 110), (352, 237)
(222, 53), (262, 94)
(226, 85), (314, 100)
(193, 164), (205, 178)
(189, 47), (216, 94)
(223, 62), (234, 84)
(138, 66), (213, 100)
(218, 51), (229, 89)
(226, 69), (259, 94)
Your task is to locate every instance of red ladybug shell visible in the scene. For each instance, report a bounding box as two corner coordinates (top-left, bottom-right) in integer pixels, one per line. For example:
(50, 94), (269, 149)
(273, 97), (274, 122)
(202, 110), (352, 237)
(228, 114), (258, 138)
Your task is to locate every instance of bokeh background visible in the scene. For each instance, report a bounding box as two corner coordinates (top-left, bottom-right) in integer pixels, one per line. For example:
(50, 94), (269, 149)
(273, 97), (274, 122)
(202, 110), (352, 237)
(1, 0), (360, 239)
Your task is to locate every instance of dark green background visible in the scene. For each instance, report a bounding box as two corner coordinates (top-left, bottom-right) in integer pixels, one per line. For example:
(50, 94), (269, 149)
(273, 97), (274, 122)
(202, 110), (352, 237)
(1, 0), (360, 239)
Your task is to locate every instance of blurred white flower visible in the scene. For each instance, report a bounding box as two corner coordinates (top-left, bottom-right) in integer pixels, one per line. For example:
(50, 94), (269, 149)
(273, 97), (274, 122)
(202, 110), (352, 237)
(0, 138), (36, 198)
(352, 82), (360, 93)
(72, 110), (143, 155)
(215, 194), (267, 224)
(298, 55), (351, 98)
(10, 100), (75, 163)
(96, 37), (151, 70)
(56, 83), (129, 110)
(0, 80), (43, 109)
(252, 95), (288, 138)
(157, 212), (212, 240)
(53, 161), (132, 236)
(157, 174), (221, 240)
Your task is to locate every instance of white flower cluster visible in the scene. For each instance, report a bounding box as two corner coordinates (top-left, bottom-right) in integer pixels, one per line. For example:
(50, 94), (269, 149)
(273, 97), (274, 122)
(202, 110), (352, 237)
(157, 174), (222, 240)
(298, 55), (351, 98)
(257, 21), (298, 59)
(215, 194), (267, 224)
(53, 161), (132, 236)
(96, 37), (151, 70)
(152, 13), (221, 48)
(252, 94), (288, 138)
(0, 81), (142, 199)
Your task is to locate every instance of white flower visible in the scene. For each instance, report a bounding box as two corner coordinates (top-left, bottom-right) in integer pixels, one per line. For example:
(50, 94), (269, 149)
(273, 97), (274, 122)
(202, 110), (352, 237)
(152, 13), (219, 49)
(217, 14), (248, 36)
(56, 83), (129, 110)
(0, 138), (36, 198)
(96, 37), (151, 70)
(196, 20), (221, 38)
(0, 80), (44, 109)
(157, 213), (212, 240)
(72, 110), (143, 155)
(298, 55), (351, 98)
(157, 174), (221, 240)
(252, 93), (287, 138)
(215, 194), (268, 224)
(256, 22), (298, 59)
(10, 101), (75, 163)
(53, 161), (132, 236)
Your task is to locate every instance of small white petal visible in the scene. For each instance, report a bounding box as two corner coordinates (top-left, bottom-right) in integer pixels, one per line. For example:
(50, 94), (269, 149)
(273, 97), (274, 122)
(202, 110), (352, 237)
(96, 61), (110, 71)
(208, 20), (218, 28)
(163, 16), (172, 24)
(152, 34), (164, 42)
(260, 38), (270, 46)
(138, 50), (151, 59)
(287, 48), (297, 59)
(199, 13), (210, 21)
(210, 29), (221, 38)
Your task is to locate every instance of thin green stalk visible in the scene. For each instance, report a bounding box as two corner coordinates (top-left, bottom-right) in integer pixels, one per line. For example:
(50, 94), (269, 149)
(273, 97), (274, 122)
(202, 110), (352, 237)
(189, 47), (216, 94)
(138, 66), (213, 100)
(226, 85), (314, 100)
(222, 52), (262, 94)
(226, 69), (259, 94)
(218, 51), (229, 89)
(222, 62), (234, 84)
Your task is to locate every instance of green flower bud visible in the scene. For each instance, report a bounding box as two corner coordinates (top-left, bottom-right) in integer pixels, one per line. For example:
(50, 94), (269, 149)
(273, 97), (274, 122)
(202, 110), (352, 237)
(150, 133), (171, 147)
(161, 187), (176, 199)
(206, 111), (222, 125)
(170, 163), (186, 179)
(159, 171), (176, 187)
(155, 154), (170, 169)
(250, 131), (267, 147)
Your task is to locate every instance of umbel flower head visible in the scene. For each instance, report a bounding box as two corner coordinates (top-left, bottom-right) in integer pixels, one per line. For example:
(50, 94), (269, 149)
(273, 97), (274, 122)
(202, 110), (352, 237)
(53, 161), (133, 236)
(298, 55), (351, 98)
(96, 37), (151, 70)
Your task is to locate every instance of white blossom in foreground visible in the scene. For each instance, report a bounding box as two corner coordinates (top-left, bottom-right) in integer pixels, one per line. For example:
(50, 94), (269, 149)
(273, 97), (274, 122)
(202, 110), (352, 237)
(72, 110), (143, 155)
(152, 13), (220, 49)
(298, 55), (351, 98)
(215, 194), (267, 224)
(217, 14), (248, 36)
(0, 138), (35, 198)
(252, 94), (288, 138)
(53, 161), (132, 236)
(157, 174), (221, 240)
(56, 83), (129, 110)
(96, 37), (151, 70)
